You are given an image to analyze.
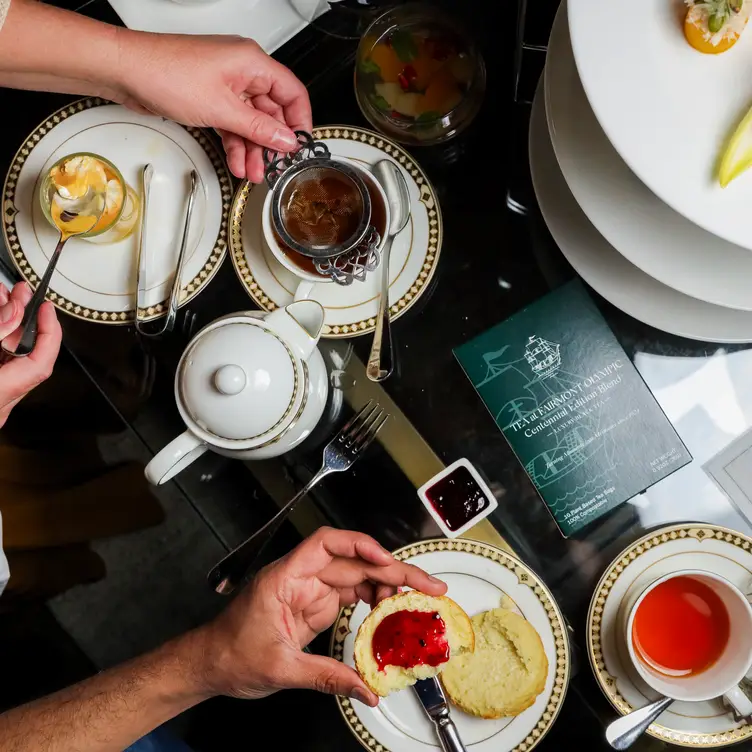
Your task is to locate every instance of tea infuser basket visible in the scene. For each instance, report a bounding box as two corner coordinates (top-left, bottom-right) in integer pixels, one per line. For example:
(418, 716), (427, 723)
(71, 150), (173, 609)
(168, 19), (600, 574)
(263, 131), (382, 285)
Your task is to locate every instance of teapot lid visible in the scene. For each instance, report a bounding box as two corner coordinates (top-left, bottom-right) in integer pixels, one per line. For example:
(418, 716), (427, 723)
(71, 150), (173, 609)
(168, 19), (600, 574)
(178, 317), (302, 443)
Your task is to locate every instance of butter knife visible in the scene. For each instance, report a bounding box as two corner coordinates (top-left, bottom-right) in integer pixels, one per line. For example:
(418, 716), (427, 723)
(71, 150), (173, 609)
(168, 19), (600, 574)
(413, 678), (467, 752)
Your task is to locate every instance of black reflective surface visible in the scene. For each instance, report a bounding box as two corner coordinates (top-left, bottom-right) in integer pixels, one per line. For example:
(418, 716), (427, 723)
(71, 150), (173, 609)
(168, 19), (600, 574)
(4, 0), (752, 750)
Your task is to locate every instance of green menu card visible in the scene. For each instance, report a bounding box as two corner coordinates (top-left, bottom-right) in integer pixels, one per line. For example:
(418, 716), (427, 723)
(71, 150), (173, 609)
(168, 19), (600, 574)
(454, 281), (691, 536)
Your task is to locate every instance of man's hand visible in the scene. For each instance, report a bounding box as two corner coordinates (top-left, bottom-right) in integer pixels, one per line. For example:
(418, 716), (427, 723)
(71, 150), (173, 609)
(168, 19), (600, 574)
(115, 32), (312, 183)
(0, 282), (62, 428)
(195, 528), (447, 706)
(0, 529), (443, 751)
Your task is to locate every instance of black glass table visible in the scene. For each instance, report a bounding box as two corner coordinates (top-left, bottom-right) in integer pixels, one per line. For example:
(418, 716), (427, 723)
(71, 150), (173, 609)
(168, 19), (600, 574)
(3, 0), (752, 750)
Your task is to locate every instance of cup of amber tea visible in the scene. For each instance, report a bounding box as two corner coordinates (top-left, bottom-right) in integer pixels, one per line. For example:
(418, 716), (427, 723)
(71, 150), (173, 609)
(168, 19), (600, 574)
(623, 570), (752, 712)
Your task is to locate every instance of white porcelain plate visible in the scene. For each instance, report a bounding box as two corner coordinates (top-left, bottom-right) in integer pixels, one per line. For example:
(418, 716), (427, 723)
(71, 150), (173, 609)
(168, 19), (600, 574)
(230, 125), (442, 339)
(568, 0), (752, 252)
(588, 523), (752, 747)
(330, 539), (570, 752)
(3, 98), (231, 324)
(546, 4), (752, 312)
(529, 81), (752, 343)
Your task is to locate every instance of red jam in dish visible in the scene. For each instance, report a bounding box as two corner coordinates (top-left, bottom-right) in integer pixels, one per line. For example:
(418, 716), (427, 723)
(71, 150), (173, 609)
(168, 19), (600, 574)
(425, 465), (490, 531)
(372, 610), (450, 671)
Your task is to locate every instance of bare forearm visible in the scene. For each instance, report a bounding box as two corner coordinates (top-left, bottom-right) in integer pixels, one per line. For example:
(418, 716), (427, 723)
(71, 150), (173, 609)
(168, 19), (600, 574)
(0, 0), (123, 98)
(0, 630), (212, 752)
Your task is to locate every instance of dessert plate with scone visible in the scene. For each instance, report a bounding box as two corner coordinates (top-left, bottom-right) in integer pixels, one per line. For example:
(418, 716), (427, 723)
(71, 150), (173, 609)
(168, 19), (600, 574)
(330, 539), (571, 752)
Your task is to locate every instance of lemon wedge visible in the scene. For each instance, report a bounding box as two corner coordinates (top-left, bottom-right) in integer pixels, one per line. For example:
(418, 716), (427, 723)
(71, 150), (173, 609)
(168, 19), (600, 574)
(719, 104), (752, 187)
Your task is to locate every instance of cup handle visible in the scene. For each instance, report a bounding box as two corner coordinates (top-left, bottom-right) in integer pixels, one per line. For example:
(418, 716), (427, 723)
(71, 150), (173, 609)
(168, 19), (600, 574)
(144, 431), (208, 485)
(294, 280), (315, 301)
(724, 680), (752, 718)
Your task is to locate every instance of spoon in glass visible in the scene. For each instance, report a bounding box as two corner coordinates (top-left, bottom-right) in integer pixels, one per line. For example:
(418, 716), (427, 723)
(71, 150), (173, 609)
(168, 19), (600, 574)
(2, 180), (105, 357)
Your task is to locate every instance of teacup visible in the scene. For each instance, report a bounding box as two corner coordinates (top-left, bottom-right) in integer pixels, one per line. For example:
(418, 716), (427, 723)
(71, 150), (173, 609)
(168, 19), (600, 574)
(624, 570), (752, 715)
(261, 156), (390, 289)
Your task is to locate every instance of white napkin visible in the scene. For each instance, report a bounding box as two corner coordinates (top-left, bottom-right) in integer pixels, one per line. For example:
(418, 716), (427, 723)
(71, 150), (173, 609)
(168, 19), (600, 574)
(106, 0), (329, 53)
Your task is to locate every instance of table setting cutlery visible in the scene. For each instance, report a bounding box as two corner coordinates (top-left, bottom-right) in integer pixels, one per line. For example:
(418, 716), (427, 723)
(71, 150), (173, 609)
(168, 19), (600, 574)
(3, 164), (107, 357)
(366, 159), (411, 382)
(207, 400), (388, 594)
(605, 696), (673, 750)
(413, 678), (468, 752)
(136, 167), (200, 337)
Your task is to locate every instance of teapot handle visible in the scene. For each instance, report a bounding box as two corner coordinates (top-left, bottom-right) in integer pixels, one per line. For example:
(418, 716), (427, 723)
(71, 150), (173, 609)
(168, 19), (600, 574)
(144, 431), (208, 485)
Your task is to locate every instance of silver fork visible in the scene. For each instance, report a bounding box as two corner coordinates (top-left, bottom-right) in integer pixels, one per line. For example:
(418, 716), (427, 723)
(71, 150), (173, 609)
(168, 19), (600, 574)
(207, 401), (389, 595)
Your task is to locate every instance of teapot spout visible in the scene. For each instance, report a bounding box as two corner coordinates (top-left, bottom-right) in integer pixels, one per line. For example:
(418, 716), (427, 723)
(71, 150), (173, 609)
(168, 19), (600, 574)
(266, 300), (325, 360)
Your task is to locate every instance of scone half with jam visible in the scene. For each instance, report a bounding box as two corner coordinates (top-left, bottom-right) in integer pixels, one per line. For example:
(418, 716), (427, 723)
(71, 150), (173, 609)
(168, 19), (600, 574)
(354, 591), (475, 697)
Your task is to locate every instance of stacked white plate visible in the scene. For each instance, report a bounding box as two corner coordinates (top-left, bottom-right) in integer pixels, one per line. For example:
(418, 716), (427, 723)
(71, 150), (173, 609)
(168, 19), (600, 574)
(531, 1), (752, 342)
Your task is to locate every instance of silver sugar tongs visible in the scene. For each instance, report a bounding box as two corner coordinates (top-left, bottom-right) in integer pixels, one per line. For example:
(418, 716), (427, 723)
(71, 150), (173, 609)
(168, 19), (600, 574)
(136, 166), (198, 337)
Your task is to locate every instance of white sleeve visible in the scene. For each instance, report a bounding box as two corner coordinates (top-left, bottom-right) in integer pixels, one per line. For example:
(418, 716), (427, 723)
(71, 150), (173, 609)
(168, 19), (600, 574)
(0, 0), (10, 33)
(0, 511), (9, 597)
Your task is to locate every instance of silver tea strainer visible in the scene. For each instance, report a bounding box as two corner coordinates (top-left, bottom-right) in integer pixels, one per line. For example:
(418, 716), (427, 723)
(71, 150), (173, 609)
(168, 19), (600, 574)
(263, 131), (382, 285)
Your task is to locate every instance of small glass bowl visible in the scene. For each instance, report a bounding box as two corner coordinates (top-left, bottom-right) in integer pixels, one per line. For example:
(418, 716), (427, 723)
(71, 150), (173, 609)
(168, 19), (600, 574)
(354, 4), (486, 146)
(39, 152), (139, 244)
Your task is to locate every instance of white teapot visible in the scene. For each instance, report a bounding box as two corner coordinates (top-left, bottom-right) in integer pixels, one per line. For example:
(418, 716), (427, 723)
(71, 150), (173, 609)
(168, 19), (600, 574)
(145, 301), (328, 485)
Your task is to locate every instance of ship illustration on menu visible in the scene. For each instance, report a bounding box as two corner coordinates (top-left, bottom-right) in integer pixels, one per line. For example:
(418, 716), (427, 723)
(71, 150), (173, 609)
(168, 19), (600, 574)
(472, 332), (617, 516)
(523, 335), (561, 380)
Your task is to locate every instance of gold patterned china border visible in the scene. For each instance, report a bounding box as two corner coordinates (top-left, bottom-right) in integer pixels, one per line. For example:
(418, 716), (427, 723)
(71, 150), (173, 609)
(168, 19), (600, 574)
(2, 97), (231, 325)
(229, 125), (443, 338)
(588, 524), (752, 748)
(330, 538), (571, 752)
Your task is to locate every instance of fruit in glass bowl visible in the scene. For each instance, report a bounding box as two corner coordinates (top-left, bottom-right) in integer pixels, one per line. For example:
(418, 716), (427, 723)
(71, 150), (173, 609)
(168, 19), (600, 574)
(355, 5), (486, 145)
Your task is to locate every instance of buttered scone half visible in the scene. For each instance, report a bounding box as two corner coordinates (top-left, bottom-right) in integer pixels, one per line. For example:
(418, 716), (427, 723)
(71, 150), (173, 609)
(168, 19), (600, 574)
(354, 591), (475, 697)
(440, 606), (548, 718)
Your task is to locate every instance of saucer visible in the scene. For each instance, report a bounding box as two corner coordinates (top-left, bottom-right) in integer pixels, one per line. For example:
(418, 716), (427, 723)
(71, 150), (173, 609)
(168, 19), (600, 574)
(3, 98), (231, 324)
(587, 523), (752, 747)
(229, 125), (442, 338)
(331, 538), (570, 752)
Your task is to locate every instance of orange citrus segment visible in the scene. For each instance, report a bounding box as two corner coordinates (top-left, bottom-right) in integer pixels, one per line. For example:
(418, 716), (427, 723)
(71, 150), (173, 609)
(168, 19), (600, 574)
(684, 10), (743, 54)
(718, 104), (752, 187)
(369, 44), (403, 84)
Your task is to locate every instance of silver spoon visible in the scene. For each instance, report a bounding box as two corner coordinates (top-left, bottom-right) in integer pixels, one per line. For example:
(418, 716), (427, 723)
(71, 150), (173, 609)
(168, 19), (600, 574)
(366, 160), (411, 382)
(3, 183), (104, 357)
(605, 696), (673, 750)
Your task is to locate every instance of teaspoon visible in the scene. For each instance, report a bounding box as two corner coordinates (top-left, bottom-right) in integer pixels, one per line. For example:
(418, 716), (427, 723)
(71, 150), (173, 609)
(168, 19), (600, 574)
(605, 695), (673, 750)
(3, 183), (104, 357)
(366, 160), (411, 382)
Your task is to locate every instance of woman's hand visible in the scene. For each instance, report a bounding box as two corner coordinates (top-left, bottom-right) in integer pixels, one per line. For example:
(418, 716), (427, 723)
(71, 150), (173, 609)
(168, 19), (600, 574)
(0, 282), (62, 429)
(193, 528), (447, 706)
(115, 32), (312, 183)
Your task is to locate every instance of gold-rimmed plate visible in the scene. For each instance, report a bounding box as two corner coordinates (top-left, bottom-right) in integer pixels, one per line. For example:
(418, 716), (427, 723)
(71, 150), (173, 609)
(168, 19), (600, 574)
(330, 538), (570, 752)
(229, 125), (442, 338)
(588, 523), (752, 747)
(3, 98), (231, 324)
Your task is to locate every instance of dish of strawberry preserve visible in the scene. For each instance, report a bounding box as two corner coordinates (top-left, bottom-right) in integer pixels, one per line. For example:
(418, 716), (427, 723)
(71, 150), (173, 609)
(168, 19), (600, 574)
(425, 464), (491, 532)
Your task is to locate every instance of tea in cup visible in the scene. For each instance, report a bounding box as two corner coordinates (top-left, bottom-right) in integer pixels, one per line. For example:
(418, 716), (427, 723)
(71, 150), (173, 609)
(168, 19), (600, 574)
(262, 156), (390, 286)
(625, 570), (752, 713)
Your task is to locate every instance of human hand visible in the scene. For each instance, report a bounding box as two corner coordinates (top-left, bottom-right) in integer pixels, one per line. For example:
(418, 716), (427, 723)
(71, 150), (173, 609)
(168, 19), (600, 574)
(193, 528), (447, 706)
(114, 31), (312, 183)
(0, 282), (62, 429)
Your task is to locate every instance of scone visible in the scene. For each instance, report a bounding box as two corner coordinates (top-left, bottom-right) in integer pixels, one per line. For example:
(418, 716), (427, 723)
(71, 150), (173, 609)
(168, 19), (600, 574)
(354, 591), (475, 697)
(441, 607), (548, 718)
